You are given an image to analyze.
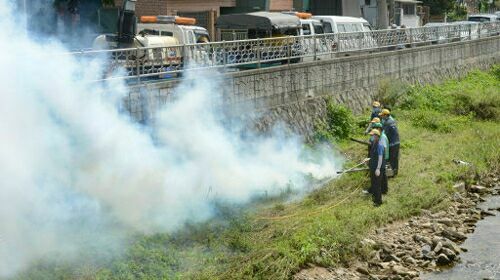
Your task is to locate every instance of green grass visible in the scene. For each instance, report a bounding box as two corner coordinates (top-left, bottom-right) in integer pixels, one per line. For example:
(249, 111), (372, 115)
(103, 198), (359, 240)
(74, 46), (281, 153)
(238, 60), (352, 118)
(15, 66), (500, 280)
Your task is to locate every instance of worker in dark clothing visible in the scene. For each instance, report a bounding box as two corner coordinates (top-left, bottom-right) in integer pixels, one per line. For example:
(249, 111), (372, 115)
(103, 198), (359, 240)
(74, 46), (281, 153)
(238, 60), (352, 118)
(379, 109), (400, 176)
(368, 129), (386, 206)
(371, 101), (382, 120)
(372, 123), (389, 194)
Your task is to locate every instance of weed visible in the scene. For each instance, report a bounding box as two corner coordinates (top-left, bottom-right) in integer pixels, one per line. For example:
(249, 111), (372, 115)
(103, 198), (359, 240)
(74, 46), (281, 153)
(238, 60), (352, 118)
(314, 98), (354, 142)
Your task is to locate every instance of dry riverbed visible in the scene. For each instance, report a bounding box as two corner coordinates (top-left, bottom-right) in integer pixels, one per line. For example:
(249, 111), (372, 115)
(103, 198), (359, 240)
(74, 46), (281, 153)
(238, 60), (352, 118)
(294, 173), (500, 280)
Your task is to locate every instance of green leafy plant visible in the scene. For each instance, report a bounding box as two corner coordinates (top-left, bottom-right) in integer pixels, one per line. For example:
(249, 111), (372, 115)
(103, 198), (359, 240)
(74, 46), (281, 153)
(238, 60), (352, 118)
(314, 98), (353, 142)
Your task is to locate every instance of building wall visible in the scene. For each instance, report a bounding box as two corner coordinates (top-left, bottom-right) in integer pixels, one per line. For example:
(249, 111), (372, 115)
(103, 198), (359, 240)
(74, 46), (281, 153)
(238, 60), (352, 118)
(269, 0), (293, 11)
(114, 0), (236, 16)
(341, 0), (361, 17)
(124, 36), (500, 136)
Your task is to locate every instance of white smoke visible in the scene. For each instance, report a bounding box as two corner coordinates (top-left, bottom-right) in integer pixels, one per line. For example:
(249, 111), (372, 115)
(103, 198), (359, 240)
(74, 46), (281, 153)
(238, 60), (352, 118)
(0, 0), (341, 277)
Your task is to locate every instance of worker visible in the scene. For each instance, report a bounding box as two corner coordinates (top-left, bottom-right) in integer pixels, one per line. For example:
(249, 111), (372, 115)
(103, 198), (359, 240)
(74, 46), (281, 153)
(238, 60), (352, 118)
(371, 101), (382, 120)
(365, 117), (381, 135)
(379, 109), (400, 176)
(367, 129), (386, 206)
(372, 122), (389, 194)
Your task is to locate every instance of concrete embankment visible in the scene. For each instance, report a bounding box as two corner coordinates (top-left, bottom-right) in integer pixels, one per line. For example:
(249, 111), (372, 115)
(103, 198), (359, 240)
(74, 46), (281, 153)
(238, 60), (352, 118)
(125, 36), (500, 136)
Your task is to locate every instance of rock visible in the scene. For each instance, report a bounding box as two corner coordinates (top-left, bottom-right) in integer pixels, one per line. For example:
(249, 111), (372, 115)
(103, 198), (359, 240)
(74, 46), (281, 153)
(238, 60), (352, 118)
(469, 185), (488, 194)
(378, 262), (392, 270)
(362, 238), (377, 247)
(453, 182), (466, 193)
(436, 254), (452, 265)
(403, 256), (417, 266)
(421, 244), (431, 255)
(480, 210), (496, 217)
(395, 251), (406, 258)
(469, 193), (481, 200)
(421, 209), (432, 216)
(452, 192), (465, 202)
(442, 240), (462, 254)
(392, 265), (409, 276)
(441, 247), (457, 261)
(461, 247), (468, 252)
(390, 254), (402, 263)
(441, 229), (467, 242)
(436, 218), (455, 227)
(356, 266), (370, 275)
(433, 242), (443, 253)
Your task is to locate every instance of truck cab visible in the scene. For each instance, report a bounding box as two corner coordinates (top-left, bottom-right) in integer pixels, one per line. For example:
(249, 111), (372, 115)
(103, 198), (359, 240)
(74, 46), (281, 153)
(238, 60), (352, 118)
(137, 16), (210, 45)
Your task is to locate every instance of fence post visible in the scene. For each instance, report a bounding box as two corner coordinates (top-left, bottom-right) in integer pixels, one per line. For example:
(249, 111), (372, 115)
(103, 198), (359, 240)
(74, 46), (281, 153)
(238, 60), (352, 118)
(313, 34), (317, 61)
(409, 28), (413, 48)
(135, 47), (141, 84)
(257, 39), (261, 69)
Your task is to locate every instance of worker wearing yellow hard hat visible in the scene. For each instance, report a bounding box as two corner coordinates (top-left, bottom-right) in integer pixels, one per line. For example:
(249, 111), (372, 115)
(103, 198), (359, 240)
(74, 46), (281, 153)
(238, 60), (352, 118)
(366, 101), (382, 135)
(365, 129), (387, 207)
(370, 101), (382, 119)
(365, 116), (382, 135)
(379, 108), (400, 176)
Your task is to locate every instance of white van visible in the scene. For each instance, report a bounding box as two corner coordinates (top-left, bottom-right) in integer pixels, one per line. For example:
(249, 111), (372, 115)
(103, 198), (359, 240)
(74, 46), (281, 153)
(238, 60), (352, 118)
(298, 18), (327, 60)
(312, 16), (373, 34)
(467, 14), (498, 22)
(312, 16), (377, 52)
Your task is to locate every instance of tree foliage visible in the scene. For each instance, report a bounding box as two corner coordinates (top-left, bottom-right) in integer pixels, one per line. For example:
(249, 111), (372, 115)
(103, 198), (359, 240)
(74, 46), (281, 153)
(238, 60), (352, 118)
(421, 0), (454, 15)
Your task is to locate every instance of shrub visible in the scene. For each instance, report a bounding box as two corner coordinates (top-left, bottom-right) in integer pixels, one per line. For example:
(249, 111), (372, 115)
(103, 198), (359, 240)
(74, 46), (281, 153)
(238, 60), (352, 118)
(492, 64), (500, 81)
(376, 78), (411, 109)
(314, 99), (353, 142)
(409, 110), (471, 133)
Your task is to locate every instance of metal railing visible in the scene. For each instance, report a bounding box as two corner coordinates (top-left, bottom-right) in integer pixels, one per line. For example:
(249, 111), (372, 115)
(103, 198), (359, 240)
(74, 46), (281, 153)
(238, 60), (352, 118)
(73, 22), (500, 82)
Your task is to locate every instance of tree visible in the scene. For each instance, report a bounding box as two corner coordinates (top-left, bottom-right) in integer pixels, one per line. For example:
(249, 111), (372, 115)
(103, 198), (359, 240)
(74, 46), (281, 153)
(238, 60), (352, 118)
(102, 0), (115, 6)
(377, 0), (389, 29)
(421, 0), (454, 15)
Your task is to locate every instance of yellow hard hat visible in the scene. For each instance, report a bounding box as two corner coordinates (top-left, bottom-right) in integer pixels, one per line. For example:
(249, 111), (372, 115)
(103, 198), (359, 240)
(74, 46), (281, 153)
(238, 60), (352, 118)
(379, 109), (391, 116)
(371, 117), (381, 123)
(369, 129), (381, 136)
(372, 101), (381, 107)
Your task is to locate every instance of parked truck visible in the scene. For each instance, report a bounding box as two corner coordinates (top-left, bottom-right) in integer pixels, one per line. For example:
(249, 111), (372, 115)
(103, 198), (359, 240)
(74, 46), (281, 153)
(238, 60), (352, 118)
(93, 0), (210, 78)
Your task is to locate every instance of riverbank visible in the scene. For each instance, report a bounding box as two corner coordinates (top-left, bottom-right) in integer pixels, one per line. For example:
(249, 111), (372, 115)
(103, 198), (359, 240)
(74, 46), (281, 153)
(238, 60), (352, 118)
(295, 173), (500, 280)
(14, 67), (500, 280)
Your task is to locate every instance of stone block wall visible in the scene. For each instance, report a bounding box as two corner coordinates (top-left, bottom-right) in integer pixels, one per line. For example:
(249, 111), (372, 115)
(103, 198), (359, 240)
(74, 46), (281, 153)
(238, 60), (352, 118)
(125, 36), (500, 135)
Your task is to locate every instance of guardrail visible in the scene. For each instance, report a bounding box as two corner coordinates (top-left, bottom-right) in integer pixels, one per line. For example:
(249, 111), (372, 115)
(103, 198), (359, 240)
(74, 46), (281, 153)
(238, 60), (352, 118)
(73, 22), (500, 82)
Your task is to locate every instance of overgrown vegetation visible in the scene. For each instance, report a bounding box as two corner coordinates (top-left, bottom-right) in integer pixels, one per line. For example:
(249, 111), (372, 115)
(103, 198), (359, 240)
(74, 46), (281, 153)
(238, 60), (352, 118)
(314, 98), (354, 142)
(15, 66), (500, 280)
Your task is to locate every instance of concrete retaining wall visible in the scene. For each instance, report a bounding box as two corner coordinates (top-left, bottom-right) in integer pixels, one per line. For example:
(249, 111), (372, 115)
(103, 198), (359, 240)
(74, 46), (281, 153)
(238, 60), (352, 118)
(125, 36), (500, 135)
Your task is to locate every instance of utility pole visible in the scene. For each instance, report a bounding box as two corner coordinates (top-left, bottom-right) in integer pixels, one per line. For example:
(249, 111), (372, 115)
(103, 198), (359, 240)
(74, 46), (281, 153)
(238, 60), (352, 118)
(377, 0), (389, 29)
(388, 0), (395, 25)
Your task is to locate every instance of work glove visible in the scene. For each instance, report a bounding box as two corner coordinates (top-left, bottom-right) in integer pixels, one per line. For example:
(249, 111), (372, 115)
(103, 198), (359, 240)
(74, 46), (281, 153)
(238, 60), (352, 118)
(375, 169), (380, 177)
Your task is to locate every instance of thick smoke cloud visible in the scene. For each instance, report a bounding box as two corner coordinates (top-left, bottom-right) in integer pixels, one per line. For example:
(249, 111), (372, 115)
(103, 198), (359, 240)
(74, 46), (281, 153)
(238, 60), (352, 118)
(0, 0), (341, 277)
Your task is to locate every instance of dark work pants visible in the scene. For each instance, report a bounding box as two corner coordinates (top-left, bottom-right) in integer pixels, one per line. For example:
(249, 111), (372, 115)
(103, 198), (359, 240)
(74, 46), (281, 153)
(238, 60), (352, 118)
(389, 144), (400, 175)
(370, 170), (383, 205)
(382, 170), (388, 194)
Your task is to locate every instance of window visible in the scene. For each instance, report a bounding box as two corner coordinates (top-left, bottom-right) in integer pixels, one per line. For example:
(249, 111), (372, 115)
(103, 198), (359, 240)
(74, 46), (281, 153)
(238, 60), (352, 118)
(302, 23), (311, 35)
(468, 16), (492, 22)
(322, 21), (333, 33)
(187, 31), (195, 44)
(402, 4), (415, 15)
(314, 23), (324, 34)
(337, 23), (346, 33)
